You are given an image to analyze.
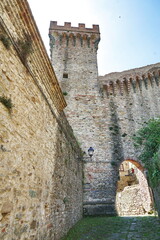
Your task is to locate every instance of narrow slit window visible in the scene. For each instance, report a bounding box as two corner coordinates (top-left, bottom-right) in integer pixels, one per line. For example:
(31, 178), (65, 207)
(63, 73), (68, 78)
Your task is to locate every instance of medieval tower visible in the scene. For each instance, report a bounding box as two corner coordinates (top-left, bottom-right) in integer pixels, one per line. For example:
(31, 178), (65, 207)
(1, 1), (160, 239)
(49, 21), (117, 215)
(49, 21), (160, 215)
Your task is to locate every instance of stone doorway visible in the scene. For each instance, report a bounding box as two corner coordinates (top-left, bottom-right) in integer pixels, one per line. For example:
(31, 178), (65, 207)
(116, 160), (153, 216)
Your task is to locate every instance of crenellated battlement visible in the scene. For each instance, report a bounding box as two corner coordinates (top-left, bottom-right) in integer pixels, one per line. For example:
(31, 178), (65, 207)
(99, 63), (160, 97)
(49, 21), (100, 49)
(49, 21), (100, 33)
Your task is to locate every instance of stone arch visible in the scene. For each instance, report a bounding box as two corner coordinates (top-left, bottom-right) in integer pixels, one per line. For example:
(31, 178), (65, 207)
(123, 78), (129, 94)
(69, 33), (76, 46)
(116, 159), (153, 216)
(116, 79), (122, 95)
(125, 159), (144, 172)
(136, 76), (142, 91)
(109, 81), (115, 96)
(76, 33), (83, 46)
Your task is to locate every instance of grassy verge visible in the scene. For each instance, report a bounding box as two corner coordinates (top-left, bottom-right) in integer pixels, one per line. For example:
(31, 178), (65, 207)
(62, 216), (160, 240)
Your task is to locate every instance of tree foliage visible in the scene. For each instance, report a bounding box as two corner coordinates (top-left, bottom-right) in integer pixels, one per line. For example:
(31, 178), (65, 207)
(133, 118), (160, 187)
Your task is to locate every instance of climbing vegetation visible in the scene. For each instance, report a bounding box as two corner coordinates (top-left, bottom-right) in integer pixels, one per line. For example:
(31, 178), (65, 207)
(18, 33), (33, 63)
(133, 118), (160, 187)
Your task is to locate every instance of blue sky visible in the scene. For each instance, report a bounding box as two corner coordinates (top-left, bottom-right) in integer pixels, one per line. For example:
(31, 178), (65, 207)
(28, 0), (160, 75)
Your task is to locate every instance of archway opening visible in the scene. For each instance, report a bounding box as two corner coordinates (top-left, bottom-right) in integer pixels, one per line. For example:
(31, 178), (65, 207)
(116, 159), (154, 216)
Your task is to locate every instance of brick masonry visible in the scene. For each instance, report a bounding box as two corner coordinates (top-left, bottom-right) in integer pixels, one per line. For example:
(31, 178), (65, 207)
(49, 21), (160, 216)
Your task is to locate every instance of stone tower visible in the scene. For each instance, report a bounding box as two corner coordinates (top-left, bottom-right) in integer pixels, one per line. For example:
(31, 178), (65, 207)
(49, 22), (118, 216)
(49, 21), (100, 92)
(49, 21), (102, 156)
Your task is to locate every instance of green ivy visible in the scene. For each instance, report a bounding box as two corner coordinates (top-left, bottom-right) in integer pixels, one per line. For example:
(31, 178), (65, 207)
(133, 118), (160, 187)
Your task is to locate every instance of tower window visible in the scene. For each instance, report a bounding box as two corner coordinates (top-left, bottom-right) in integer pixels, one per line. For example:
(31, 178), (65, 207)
(63, 73), (68, 78)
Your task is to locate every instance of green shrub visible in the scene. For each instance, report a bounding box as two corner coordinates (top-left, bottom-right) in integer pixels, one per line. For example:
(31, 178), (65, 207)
(133, 118), (160, 187)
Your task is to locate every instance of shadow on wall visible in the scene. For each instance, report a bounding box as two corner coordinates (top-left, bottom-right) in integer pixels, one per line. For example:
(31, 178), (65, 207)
(116, 159), (154, 216)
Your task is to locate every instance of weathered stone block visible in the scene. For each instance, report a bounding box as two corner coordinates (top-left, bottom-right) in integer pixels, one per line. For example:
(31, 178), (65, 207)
(1, 201), (13, 214)
(83, 202), (117, 216)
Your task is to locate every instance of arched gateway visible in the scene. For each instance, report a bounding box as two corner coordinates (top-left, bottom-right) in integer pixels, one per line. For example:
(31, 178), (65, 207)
(49, 21), (160, 215)
(116, 159), (153, 216)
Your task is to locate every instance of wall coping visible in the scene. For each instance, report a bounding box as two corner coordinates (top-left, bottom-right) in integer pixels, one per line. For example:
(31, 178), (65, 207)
(0, 0), (66, 113)
(99, 63), (160, 83)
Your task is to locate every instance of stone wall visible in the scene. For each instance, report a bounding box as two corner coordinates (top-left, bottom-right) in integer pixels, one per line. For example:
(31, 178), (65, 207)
(153, 186), (160, 216)
(117, 175), (138, 192)
(99, 66), (160, 215)
(116, 185), (148, 216)
(136, 168), (153, 213)
(116, 167), (152, 216)
(0, 1), (83, 239)
(50, 20), (160, 215)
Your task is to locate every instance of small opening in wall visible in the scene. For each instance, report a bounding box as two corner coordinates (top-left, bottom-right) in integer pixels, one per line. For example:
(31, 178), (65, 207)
(63, 73), (68, 78)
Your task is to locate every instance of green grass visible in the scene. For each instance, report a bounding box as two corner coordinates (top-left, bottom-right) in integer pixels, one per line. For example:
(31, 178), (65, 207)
(62, 216), (160, 240)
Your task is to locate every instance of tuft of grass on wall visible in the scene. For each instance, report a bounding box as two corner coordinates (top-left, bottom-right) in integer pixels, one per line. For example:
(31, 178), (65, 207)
(63, 92), (68, 96)
(0, 34), (10, 49)
(0, 96), (13, 112)
(111, 161), (117, 167)
(18, 33), (33, 63)
(63, 197), (69, 204)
